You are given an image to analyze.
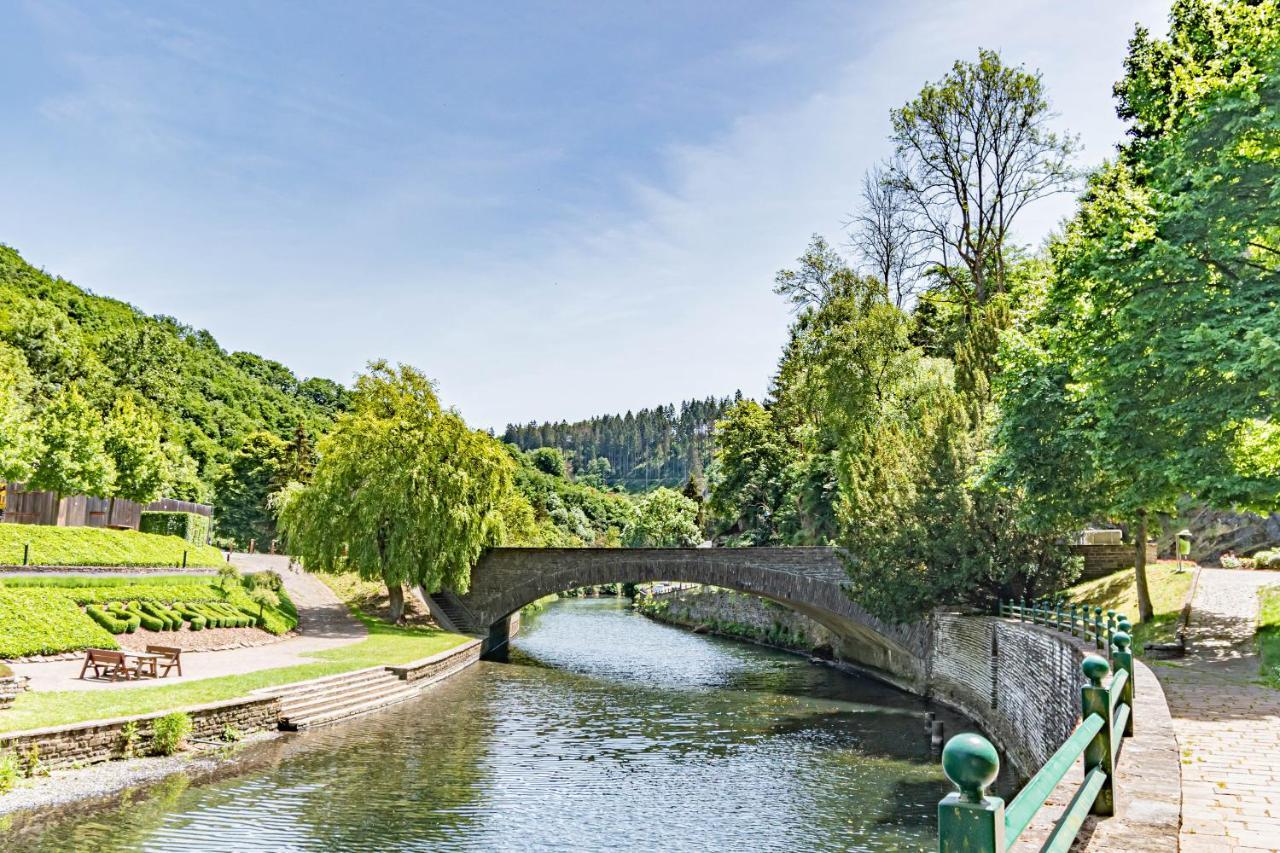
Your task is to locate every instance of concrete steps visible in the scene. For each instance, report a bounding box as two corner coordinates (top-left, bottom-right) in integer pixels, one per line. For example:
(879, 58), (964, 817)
(268, 667), (423, 731)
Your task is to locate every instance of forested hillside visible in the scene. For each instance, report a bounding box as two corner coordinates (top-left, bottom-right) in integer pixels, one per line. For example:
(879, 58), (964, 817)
(0, 244), (346, 543)
(502, 395), (740, 491)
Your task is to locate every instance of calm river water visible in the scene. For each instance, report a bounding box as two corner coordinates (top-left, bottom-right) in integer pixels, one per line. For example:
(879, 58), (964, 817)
(13, 597), (1010, 852)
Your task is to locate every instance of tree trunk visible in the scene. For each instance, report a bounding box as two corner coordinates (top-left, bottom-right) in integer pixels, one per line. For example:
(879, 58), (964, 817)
(1134, 510), (1154, 623)
(387, 582), (406, 624)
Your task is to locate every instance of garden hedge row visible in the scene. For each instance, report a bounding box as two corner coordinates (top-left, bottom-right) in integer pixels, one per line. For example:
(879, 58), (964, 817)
(138, 511), (211, 546)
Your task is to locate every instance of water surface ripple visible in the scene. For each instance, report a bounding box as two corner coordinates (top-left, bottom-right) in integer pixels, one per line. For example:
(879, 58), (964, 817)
(14, 597), (1009, 852)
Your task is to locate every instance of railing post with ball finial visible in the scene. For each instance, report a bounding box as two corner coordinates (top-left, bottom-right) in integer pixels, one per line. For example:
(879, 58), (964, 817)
(937, 733), (1005, 852)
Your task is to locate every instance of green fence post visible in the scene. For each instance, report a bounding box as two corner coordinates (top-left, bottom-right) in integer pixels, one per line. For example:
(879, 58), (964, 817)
(1112, 631), (1135, 737)
(938, 733), (1006, 852)
(1019, 597), (1027, 622)
(1094, 607), (1104, 650)
(1055, 599), (1064, 633)
(1081, 655), (1115, 815)
(1106, 611), (1117, 658)
(23, 543), (30, 566)
(1069, 603), (1079, 637)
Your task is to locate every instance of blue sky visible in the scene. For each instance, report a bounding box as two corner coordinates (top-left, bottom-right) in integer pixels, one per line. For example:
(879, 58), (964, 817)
(1, 0), (1170, 430)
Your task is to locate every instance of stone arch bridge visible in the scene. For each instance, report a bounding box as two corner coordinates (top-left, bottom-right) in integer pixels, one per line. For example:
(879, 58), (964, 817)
(428, 547), (931, 688)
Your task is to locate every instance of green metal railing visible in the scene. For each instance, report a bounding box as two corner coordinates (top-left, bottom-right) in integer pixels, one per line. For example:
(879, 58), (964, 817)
(937, 608), (1136, 852)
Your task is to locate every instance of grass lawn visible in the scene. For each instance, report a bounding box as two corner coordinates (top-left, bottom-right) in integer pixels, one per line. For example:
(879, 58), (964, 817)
(1065, 561), (1195, 655)
(0, 582), (471, 733)
(1259, 585), (1280, 690)
(0, 523), (223, 568)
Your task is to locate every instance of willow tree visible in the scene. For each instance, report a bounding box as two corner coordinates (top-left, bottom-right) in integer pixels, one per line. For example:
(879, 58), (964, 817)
(278, 361), (515, 622)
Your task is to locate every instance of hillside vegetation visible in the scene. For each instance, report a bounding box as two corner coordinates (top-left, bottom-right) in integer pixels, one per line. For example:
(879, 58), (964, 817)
(0, 244), (346, 543)
(0, 524), (224, 567)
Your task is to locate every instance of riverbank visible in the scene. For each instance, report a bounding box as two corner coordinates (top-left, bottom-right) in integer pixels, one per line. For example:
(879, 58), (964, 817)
(635, 585), (837, 657)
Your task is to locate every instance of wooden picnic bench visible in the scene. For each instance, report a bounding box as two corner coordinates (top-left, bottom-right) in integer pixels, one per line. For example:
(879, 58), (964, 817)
(146, 645), (183, 677)
(79, 649), (132, 681)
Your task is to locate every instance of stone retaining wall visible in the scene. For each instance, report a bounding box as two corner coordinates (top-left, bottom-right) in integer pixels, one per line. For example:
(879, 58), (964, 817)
(1070, 543), (1157, 581)
(641, 587), (841, 655)
(0, 695), (281, 770)
(389, 638), (483, 683)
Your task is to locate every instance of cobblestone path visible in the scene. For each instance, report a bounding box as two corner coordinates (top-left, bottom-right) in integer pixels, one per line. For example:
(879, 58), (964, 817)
(1153, 568), (1280, 852)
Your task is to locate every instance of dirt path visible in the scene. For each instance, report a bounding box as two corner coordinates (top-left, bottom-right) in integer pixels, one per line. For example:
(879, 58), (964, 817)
(1151, 568), (1280, 852)
(10, 556), (367, 693)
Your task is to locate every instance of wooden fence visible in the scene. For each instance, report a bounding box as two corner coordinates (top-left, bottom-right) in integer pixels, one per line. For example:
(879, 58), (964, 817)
(0, 483), (211, 530)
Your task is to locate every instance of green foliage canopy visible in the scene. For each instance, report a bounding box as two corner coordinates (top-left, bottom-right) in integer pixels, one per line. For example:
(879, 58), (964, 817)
(624, 487), (701, 547)
(278, 362), (516, 597)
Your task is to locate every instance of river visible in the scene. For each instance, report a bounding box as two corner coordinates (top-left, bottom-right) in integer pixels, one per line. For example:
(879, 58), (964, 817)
(12, 597), (1011, 851)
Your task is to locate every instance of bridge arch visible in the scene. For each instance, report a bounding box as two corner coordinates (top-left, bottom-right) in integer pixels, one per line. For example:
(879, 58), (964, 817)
(442, 547), (932, 689)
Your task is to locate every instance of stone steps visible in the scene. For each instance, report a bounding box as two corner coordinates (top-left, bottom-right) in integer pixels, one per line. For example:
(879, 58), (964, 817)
(267, 667), (425, 731)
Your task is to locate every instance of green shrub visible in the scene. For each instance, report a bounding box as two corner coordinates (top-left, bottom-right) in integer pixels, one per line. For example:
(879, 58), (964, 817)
(105, 603), (141, 633)
(120, 721), (140, 759)
(125, 603), (166, 632)
(0, 752), (19, 794)
(140, 601), (183, 630)
(86, 604), (132, 635)
(220, 724), (242, 743)
(150, 712), (193, 756)
(1253, 550), (1280, 570)
(138, 511), (211, 545)
(243, 571), (284, 593)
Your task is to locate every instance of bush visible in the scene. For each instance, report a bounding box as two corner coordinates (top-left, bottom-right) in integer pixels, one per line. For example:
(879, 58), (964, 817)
(0, 663), (12, 678)
(105, 603), (141, 633)
(138, 511), (211, 545)
(0, 752), (19, 794)
(151, 712), (193, 756)
(125, 603), (166, 632)
(86, 604), (133, 634)
(1253, 550), (1280, 570)
(243, 571), (284, 593)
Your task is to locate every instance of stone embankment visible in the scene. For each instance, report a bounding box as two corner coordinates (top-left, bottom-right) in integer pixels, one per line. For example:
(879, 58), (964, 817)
(640, 585), (1181, 851)
(637, 586), (839, 656)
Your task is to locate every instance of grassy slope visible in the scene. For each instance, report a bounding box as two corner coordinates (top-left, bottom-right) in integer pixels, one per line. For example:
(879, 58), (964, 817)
(0, 524), (224, 567)
(1259, 585), (1280, 689)
(0, 579), (470, 733)
(0, 575), (299, 658)
(1065, 562), (1195, 654)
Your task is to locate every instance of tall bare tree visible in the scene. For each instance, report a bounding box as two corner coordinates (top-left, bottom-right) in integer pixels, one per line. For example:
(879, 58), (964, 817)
(889, 49), (1078, 305)
(849, 162), (928, 308)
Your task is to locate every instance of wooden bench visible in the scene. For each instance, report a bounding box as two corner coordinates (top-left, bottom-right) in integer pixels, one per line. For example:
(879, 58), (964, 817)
(79, 649), (131, 681)
(145, 645), (183, 677)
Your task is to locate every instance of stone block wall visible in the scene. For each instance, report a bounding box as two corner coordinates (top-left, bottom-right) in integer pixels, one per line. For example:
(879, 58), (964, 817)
(642, 587), (840, 654)
(929, 615), (1084, 776)
(0, 695), (281, 770)
(1070, 542), (1158, 581)
(390, 638), (482, 683)
(0, 676), (20, 709)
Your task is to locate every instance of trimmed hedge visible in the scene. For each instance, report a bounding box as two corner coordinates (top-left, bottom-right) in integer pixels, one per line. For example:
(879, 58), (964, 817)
(139, 511), (211, 546)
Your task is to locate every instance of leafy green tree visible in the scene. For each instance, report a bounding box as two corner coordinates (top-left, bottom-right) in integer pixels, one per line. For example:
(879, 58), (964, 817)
(624, 487), (701, 547)
(29, 385), (115, 504)
(529, 447), (567, 478)
(214, 431), (288, 548)
(277, 362), (516, 622)
(709, 400), (790, 544)
(0, 343), (37, 482)
(994, 0), (1280, 620)
(888, 48), (1077, 306)
(104, 395), (168, 503)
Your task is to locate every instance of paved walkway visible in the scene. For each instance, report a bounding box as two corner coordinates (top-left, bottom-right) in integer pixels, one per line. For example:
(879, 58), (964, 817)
(1151, 568), (1280, 852)
(10, 557), (367, 693)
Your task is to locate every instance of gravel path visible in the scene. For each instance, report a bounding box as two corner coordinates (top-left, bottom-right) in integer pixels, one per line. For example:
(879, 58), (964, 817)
(1151, 568), (1280, 852)
(9, 557), (367, 693)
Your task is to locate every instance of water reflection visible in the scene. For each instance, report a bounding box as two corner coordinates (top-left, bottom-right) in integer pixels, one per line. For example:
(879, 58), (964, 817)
(12, 597), (1009, 852)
